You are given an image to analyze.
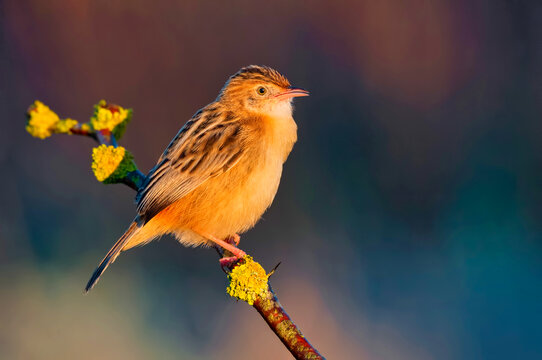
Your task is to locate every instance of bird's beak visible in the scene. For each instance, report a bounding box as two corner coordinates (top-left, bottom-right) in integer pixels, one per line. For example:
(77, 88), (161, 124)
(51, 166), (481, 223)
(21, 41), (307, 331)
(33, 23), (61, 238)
(275, 87), (310, 100)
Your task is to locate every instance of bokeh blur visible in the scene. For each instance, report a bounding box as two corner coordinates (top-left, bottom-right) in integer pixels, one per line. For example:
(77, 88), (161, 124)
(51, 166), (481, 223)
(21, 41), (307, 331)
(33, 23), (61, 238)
(1, 1), (541, 359)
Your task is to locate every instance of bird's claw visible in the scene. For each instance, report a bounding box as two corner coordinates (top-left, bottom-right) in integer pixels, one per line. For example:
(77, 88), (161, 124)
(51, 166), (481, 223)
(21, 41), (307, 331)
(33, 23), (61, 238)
(219, 254), (244, 269)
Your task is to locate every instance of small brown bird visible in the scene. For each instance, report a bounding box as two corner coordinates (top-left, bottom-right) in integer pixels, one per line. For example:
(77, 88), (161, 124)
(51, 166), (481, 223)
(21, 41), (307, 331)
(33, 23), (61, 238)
(85, 65), (308, 291)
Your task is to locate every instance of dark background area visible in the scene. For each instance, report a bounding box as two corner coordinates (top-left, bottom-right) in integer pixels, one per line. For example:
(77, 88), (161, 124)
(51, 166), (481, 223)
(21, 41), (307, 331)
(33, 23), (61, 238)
(1, 1), (541, 359)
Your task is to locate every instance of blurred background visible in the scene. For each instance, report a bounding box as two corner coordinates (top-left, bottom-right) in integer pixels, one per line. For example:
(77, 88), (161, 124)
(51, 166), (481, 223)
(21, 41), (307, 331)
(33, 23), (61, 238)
(1, 1), (541, 359)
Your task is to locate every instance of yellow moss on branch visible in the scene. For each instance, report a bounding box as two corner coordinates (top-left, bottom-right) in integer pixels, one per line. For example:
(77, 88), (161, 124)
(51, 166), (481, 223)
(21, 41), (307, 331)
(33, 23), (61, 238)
(26, 101), (81, 138)
(80, 123), (92, 132)
(26, 99), (133, 140)
(26, 101), (61, 139)
(227, 256), (270, 305)
(56, 118), (79, 134)
(91, 145), (136, 184)
(90, 100), (132, 139)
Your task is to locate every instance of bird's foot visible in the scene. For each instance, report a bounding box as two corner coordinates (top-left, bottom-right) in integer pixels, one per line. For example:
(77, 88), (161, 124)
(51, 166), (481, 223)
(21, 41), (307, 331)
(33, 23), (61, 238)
(219, 244), (246, 270)
(219, 255), (244, 268)
(218, 236), (245, 269)
(202, 232), (246, 263)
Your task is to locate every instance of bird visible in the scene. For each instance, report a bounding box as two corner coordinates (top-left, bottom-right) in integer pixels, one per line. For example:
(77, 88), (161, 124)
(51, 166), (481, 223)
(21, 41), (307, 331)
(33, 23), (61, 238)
(85, 65), (309, 292)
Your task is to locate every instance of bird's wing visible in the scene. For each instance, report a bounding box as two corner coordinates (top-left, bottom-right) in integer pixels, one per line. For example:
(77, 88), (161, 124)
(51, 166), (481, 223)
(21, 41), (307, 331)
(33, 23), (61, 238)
(135, 108), (244, 222)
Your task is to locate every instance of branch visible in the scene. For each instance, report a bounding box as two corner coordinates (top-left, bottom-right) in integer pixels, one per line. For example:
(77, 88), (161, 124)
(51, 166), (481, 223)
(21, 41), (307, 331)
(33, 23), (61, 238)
(255, 285), (324, 359)
(26, 100), (325, 360)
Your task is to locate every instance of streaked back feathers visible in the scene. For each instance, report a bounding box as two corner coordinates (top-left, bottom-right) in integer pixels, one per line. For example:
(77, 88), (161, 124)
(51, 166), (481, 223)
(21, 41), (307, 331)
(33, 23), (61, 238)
(136, 104), (246, 223)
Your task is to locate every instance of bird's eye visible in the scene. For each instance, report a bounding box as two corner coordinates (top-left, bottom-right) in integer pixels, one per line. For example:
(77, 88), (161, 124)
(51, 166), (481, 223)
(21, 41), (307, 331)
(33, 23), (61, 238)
(257, 87), (267, 96)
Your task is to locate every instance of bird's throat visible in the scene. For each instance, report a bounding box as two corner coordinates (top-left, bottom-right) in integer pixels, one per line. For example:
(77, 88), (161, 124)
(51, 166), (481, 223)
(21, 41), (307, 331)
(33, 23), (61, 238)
(269, 99), (294, 120)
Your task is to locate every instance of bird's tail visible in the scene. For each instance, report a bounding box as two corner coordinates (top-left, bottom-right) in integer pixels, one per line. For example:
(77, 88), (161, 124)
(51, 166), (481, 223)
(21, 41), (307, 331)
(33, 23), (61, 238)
(85, 221), (140, 293)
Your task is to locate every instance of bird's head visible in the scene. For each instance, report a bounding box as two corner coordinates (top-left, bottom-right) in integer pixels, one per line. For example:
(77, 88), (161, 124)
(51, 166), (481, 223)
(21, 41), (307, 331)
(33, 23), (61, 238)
(218, 65), (309, 118)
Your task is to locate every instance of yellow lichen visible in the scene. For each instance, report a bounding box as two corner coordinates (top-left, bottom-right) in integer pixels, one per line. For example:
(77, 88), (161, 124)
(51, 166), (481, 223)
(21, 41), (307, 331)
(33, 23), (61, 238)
(227, 256), (269, 305)
(80, 123), (92, 132)
(26, 101), (60, 139)
(92, 145), (125, 182)
(90, 100), (131, 138)
(55, 118), (78, 134)
(91, 145), (136, 183)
